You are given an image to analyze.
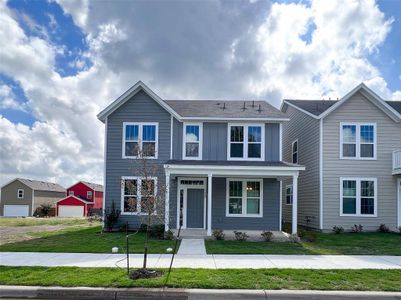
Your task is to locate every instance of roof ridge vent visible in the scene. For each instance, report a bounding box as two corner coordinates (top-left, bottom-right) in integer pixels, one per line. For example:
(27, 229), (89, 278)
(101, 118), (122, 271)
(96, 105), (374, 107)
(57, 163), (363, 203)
(257, 104), (262, 113)
(241, 101), (247, 111)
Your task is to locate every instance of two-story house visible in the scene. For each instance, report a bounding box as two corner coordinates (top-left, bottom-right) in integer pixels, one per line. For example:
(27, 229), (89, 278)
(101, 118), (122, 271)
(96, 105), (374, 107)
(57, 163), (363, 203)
(281, 83), (401, 231)
(98, 81), (304, 235)
(56, 181), (103, 217)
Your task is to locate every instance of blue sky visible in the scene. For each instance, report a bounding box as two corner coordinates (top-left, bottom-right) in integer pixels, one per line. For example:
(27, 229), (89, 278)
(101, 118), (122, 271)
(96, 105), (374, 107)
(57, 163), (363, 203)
(0, 0), (400, 186)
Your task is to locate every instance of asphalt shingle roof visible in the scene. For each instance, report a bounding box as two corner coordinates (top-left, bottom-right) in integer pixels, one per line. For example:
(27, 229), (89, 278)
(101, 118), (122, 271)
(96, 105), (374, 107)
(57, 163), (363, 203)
(386, 101), (401, 114)
(166, 160), (302, 168)
(81, 181), (103, 192)
(285, 100), (337, 116)
(163, 100), (287, 119)
(17, 178), (65, 192)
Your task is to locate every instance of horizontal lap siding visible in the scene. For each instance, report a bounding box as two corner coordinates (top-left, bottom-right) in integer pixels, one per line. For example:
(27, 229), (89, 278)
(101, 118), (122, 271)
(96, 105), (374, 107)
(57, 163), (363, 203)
(323, 91), (401, 231)
(282, 105), (320, 229)
(33, 191), (66, 210)
(105, 90), (171, 228)
(212, 177), (280, 231)
(0, 181), (33, 216)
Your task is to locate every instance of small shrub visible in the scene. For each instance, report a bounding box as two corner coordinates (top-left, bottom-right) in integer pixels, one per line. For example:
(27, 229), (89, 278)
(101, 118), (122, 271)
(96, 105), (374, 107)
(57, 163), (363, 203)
(289, 234), (300, 243)
(261, 231), (273, 242)
(149, 224), (165, 239)
(399, 227), (401, 234)
(164, 230), (174, 240)
(104, 201), (121, 231)
(119, 223), (128, 232)
(234, 231), (248, 241)
(139, 224), (148, 233)
(351, 224), (363, 233)
(332, 226), (344, 234)
(212, 229), (225, 240)
(378, 224), (390, 233)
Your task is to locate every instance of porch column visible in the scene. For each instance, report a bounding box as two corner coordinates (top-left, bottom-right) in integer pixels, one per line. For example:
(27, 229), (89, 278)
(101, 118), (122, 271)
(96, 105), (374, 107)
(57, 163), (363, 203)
(292, 174), (298, 235)
(207, 174), (213, 236)
(165, 172), (170, 231)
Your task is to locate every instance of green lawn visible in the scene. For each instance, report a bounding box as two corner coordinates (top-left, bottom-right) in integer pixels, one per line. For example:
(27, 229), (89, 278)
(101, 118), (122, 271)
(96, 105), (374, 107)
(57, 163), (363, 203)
(206, 232), (401, 255)
(0, 225), (177, 254)
(0, 217), (95, 227)
(0, 266), (400, 291)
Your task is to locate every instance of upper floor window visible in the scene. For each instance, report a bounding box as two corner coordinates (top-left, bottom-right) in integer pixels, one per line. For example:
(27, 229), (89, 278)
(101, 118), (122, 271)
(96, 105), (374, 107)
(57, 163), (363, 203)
(69, 191), (74, 196)
(226, 179), (263, 217)
(340, 178), (377, 217)
(123, 122), (158, 159)
(17, 189), (24, 199)
(183, 123), (202, 160)
(121, 177), (157, 215)
(285, 185), (293, 205)
(292, 140), (298, 164)
(228, 124), (264, 160)
(87, 191), (92, 200)
(340, 123), (376, 159)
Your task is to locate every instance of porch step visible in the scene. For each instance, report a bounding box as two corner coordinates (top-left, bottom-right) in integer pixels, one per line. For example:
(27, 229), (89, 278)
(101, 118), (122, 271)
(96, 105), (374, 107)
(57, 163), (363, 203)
(173, 229), (207, 239)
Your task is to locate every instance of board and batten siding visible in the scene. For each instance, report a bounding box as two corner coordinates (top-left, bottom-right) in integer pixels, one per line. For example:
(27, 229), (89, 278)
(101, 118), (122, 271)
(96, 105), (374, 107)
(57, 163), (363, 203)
(105, 90), (171, 228)
(322, 91), (401, 231)
(281, 105), (321, 229)
(203, 123), (227, 160)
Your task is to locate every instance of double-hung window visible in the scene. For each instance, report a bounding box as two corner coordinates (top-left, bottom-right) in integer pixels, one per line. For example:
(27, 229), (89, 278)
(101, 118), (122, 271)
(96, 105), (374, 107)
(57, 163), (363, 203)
(292, 140), (298, 164)
(226, 179), (263, 217)
(17, 189), (24, 199)
(121, 177), (157, 214)
(228, 124), (264, 160)
(123, 122), (158, 158)
(340, 178), (377, 217)
(285, 185), (293, 205)
(340, 123), (376, 159)
(87, 191), (92, 200)
(183, 123), (202, 159)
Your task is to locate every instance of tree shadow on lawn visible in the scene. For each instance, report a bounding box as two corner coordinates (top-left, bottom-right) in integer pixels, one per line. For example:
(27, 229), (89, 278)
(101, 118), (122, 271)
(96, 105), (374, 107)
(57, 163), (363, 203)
(0, 226), (177, 254)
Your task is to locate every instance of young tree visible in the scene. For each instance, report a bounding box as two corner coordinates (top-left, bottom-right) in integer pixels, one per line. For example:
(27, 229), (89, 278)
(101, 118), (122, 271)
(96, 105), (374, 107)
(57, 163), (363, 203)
(124, 148), (166, 270)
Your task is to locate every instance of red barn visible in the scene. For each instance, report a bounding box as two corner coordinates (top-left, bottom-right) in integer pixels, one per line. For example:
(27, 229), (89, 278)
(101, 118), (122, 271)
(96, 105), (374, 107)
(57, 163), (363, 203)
(56, 181), (103, 217)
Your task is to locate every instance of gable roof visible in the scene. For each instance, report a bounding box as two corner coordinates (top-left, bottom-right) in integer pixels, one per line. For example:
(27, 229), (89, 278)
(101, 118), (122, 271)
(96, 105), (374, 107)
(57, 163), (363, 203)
(97, 81), (289, 122)
(282, 83), (401, 122)
(56, 195), (93, 204)
(163, 100), (288, 120)
(67, 181), (103, 192)
(1, 178), (65, 192)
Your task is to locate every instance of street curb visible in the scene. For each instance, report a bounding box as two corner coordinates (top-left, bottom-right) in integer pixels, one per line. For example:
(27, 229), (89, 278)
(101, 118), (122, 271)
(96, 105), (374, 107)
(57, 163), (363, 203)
(1, 286), (401, 299)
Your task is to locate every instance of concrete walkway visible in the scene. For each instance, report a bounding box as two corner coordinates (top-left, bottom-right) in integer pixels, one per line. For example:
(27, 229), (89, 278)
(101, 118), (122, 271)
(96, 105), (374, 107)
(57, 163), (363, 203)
(1, 252), (401, 269)
(177, 239), (206, 255)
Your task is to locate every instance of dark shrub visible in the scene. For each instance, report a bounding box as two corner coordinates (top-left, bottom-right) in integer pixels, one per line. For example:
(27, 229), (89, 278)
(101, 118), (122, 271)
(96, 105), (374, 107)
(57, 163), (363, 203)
(302, 231), (318, 242)
(164, 230), (174, 240)
(261, 231), (273, 242)
(399, 227), (401, 234)
(234, 231), (248, 241)
(139, 224), (148, 233)
(378, 224), (390, 233)
(104, 201), (121, 231)
(212, 229), (225, 240)
(120, 223), (128, 232)
(332, 226), (344, 234)
(351, 224), (363, 233)
(149, 224), (165, 239)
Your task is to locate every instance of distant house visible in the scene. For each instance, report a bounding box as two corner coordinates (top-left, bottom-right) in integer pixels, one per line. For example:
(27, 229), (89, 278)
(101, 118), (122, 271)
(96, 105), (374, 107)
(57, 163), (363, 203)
(56, 181), (103, 217)
(0, 178), (65, 217)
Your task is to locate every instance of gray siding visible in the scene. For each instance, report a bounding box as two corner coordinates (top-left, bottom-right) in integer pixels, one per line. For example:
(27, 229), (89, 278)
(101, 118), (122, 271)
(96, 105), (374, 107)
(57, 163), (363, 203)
(203, 123), (227, 160)
(212, 177), (280, 230)
(105, 90), (171, 228)
(33, 190), (65, 211)
(281, 105), (321, 229)
(0, 181), (33, 216)
(172, 117), (182, 159)
(322, 91), (401, 231)
(265, 123), (280, 161)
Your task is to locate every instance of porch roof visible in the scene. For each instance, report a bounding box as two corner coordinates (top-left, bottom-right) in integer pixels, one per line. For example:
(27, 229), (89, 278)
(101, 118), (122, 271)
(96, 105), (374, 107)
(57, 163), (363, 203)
(164, 160), (305, 177)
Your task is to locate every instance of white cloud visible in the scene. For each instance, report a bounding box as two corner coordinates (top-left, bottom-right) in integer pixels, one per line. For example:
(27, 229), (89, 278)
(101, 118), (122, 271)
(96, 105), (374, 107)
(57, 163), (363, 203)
(53, 0), (89, 29)
(0, 84), (26, 111)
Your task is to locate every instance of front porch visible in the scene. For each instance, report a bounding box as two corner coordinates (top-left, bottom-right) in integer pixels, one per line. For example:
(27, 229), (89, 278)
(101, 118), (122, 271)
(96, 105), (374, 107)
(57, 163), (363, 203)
(163, 160), (305, 236)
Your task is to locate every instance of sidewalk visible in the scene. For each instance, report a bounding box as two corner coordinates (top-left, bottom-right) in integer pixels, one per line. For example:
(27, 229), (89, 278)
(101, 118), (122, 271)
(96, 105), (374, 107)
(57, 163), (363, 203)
(1, 252), (401, 269)
(1, 286), (401, 300)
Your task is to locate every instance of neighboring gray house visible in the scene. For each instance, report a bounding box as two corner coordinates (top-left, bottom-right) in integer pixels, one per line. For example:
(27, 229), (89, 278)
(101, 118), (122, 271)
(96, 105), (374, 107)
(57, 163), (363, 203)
(281, 83), (401, 231)
(0, 178), (66, 217)
(98, 81), (304, 235)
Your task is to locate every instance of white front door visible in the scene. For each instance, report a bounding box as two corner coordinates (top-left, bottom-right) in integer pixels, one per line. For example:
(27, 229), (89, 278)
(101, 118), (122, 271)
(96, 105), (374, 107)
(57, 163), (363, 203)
(4, 205), (29, 217)
(58, 205), (84, 217)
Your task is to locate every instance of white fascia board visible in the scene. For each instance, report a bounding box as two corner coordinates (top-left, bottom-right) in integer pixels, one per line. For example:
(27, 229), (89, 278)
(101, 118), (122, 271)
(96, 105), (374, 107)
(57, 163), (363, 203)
(179, 117), (290, 122)
(56, 195), (92, 204)
(97, 81), (182, 122)
(282, 101), (320, 119)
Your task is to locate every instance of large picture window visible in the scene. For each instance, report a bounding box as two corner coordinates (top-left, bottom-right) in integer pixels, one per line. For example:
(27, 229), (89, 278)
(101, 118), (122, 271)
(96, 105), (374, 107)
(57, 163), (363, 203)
(183, 123), (202, 159)
(123, 122), (158, 158)
(226, 179), (263, 217)
(228, 124), (264, 160)
(121, 177), (157, 214)
(340, 178), (377, 217)
(340, 123), (376, 159)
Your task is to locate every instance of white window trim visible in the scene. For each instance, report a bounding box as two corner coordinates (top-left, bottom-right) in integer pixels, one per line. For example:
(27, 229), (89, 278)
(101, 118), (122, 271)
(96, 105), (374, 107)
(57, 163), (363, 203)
(69, 191), (74, 196)
(121, 176), (158, 215)
(225, 178), (263, 217)
(17, 189), (24, 199)
(182, 122), (203, 160)
(122, 122), (159, 159)
(339, 122), (377, 160)
(292, 139), (298, 164)
(285, 184), (293, 205)
(339, 177), (377, 217)
(227, 123), (265, 161)
(87, 191), (92, 200)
